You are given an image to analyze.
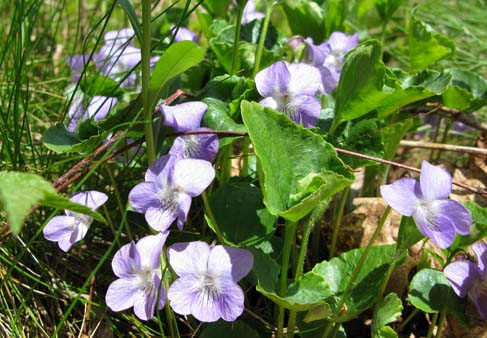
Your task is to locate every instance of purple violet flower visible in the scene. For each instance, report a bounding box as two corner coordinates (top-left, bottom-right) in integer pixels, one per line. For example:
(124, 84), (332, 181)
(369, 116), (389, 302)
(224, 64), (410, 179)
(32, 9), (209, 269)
(444, 241), (487, 319)
(67, 95), (118, 132)
(241, 0), (265, 24)
(128, 155), (215, 232)
(170, 129), (219, 163)
(43, 191), (108, 252)
(106, 232), (168, 321)
(380, 160), (472, 249)
(160, 101), (208, 132)
(255, 61), (322, 128)
(167, 241), (254, 322)
(67, 54), (89, 83)
(305, 32), (358, 94)
(173, 26), (198, 42)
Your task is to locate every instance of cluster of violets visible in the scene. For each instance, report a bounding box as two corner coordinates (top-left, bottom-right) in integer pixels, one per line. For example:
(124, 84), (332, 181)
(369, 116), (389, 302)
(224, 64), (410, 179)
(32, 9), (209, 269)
(255, 32), (358, 128)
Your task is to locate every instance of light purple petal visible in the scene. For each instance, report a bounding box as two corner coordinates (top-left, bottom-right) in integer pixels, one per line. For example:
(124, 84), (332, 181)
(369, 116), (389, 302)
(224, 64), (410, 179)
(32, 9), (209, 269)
(286, 63), (322, 96)
(437, 200), (471, 236)
(112, 241), (140, 277)
(167, 241), (210, 277)
(259, 97), (278, 110)
(472, 241), (487, 274)
(86, 96), (117, 121)
(106, 277), (137, 311)
(129, 182), (161, 213)
(470, 282), (487, 319)
(293, 95), (321, 128)
(137, 232), (169, 269)
(190, 277), (244, 322)
(319, 65), (340, 95)
(172, 159), (215, 196)
(326, 32), (359, 55)
(305, 38), (325, 67)
(67, 97), (84, 132)
(380, 178), (420, 216)
(419, 161), (452, 201)
(43, 216), (76, 243)
(207, 246), (254, 282)
(133, 275), (165, 321)
(176, 194), (191, 230)
(67, 219), (90, 249)
(70, 190), (109, 211)
(169, 132), (219, 162)
(174, 27), (198, 43)
(413, 206), (456, 248)
(160, 101), (208, 132)
(444, 260), (481, 298)
(145, 206), (177, 232)
(67, 54), (89, 82)
(145, 154), (176, 182)
(104, 28), (135, 47)
(167, 274), (199, 315)
(255, 61), (291, 98)
(242, 0), (265, 24)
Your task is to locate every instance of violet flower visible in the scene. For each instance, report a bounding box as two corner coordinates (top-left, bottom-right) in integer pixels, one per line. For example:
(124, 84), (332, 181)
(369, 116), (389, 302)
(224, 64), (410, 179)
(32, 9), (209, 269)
(241, 0), (265, 24)
(43, 191), (108, 252)
(173, 26), (198, 42)
(67, 95), (118, 132)
(67, 54), (89, 83)
(128, 155), (215, 232)
(167, 241), (254, 322)
(254, 61), (322, 128)
(380, 160), (471, 249)
(305, 32), (358, 94)
(444, 241), (487, 319)
(160, 101), (208, 132)
(106, 232), (168, 321)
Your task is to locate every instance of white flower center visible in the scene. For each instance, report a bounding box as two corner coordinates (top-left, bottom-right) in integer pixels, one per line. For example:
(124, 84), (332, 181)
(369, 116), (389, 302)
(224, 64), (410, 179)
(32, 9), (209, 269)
(158, 187), (180, 214)
(182, 135), (200, 158)
(417, 200), (441, 231)
(276, 95), (299, 121)
(197, 273), (221, 302)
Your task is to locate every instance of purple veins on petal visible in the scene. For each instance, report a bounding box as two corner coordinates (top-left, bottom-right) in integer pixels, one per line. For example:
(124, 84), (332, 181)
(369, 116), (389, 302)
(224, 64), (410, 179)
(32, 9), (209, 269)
(169, 130), (219, 163)
(43, 191), (108, 252)
(106, 232), (167, 321)
(380, 160), (472, 249)
(160, 101), (208, 132)
(167, 241), (253, 322)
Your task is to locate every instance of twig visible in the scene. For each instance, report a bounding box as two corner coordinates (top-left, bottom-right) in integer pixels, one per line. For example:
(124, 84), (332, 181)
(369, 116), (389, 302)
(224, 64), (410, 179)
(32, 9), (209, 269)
(399, 140), (487, 156)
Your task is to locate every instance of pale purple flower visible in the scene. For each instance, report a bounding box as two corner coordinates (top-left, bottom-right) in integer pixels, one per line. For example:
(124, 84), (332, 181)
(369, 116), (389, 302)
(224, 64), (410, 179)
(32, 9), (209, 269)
(106, 232), (168, 321)
(67, 54), (89, 83)
(43, 191), (108, 252)
(305, 32), (358, 94)
(241, 0), (265, 24)
(380, 160), (471, 249)
(254, 61), (322, 128)
(160, 101), (208, 132)
(170, 129), (219, 163)
(128, 155), (215, 232)
(444, 241), (487, 319)
(173, 26), (198, 42)
(167, 241), (253, 322)
(67, 95), (118, 132)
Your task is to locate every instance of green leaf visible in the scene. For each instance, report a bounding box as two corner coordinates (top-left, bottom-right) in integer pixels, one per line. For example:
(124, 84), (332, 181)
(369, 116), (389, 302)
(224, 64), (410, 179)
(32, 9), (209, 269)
(0, 172), (105, 234)
(79, 75), (124, 97)
(250, 248), (280, 292)
(375, 0), (406, 22)
(200, 320), (261, 338)
(409, 16), (455, 72)
(442, 68), (487, 112)
(377, 326), (398, 338)
(200, 0), (232, 17)
(334, 40), (389, 126)
(450, 202), (487, 250)
(241, 101), (354, 221)
(41, 124), (103, 154)
(396, 216), (424, 254)
(377, 69), (451, 119)
(324, 0), (347, 37)
(372, 293), (403, 335)
(408, 268), (464, 316)
(209, 179), (277, 246)
(312, 244), (397, 322)
(282, 0), (325, 43)
(150, 41), (205, 105)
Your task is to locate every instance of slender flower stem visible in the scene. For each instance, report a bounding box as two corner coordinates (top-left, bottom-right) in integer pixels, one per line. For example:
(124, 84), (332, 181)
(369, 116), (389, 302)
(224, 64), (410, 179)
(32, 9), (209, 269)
(434, 311), (447, 338)
(322, 207), (392, 338)
(277, 220), (298, 338)
(252, 2), (274, 77)
(426, 312), (439, 338)
(329, 188), (349, 258)
(141, 0), (156, 165)
(397, 308), (419, 332)
(287, 200), (329, 337)
(232, 0), (246, 74)
(202, 191), (225, 244)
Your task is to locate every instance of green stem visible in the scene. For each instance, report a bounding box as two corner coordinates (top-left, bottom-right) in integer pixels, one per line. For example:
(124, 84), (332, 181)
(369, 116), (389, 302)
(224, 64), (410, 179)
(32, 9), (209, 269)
(252, 2), (274, 77)
(436, 119), (451, 162)
(219, 144), (233, 184)
(142, 0), (156, 165)
(327, 206), (392, 330)
(232, 0), (246, 74)
(429, 116), (443, 162)
(434, 311), (447, 338)
(426, 312), (439, 338)
(287, 201), (328, 337)
(330, 188), (349, 258)
(241, 137), (250, 177)
(277, 220), (298, 338)
(202, 191), (225, 244)
(397, 308), (419, 332)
